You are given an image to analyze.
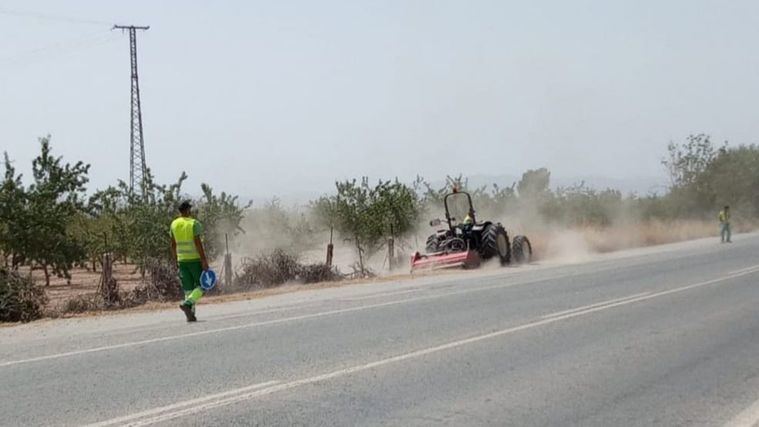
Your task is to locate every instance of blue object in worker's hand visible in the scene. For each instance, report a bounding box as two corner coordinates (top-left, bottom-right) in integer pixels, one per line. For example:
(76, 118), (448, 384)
(200, 269), (217, 291)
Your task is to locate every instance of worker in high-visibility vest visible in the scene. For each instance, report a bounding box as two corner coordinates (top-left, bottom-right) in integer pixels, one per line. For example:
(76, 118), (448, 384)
(170, 200), (209, 322)
(718, 205), (732, 243)
(462, 209), (475, 226)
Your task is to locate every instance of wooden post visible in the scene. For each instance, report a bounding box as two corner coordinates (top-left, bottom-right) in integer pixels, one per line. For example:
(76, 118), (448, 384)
(326, 226), (334, 267)
(387, 223), (395, 271)
(355, 235), (364, 276)
(224, 233), (232, 287)
(326, 243), (334, 267)
(387, 237), (395, 271)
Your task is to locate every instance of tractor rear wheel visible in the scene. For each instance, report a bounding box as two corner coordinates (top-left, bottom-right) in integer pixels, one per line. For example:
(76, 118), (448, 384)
(511, 235), (532, 264)
(480, 224), (510, 265)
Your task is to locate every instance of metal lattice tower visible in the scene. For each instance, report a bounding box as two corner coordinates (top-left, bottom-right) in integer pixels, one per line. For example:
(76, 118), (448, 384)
(114, 25), (150, 195)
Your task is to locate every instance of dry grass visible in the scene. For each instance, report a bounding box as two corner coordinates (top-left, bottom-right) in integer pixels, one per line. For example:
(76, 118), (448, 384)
(528, 219), (756, 260)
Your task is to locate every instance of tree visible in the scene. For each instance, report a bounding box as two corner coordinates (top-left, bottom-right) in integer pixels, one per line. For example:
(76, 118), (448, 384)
(123, 170), (187, 267)
(697, 144), (759, 216)
(314, 178), (420, 273)
(196, 183), (251, 259)
(662, 134), (719, 189)
(0, 153), (27, 268)
(24, 137), (90, 285)
(517, 168), (550, 199)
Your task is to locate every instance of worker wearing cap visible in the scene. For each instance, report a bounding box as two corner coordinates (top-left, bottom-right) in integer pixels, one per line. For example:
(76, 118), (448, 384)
(719, 205), (732, 243)
(170, 201), (209, 322)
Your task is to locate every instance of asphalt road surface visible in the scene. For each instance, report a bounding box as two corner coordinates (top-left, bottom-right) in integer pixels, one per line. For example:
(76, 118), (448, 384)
(2, 234), (759, 426)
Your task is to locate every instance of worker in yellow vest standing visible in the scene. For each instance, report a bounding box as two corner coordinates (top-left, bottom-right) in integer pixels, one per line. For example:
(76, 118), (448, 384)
(719, 205), (732, 243)
(170, 201), (209, 322)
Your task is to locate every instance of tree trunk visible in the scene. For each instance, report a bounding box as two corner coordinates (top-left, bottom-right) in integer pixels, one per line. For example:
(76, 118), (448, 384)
(326, 243), (334, 267)
(355, 235), (364, 276)
(43, 264), (50, 287)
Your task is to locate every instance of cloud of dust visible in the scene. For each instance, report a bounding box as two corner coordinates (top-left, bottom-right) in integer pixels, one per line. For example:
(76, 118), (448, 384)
(225, 194), (734, 278)
(228, 201), (386, 275)
(408, 198), (596, 267)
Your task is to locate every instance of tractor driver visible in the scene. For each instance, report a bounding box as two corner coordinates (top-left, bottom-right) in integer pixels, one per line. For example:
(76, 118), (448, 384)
(459, 209), (476, 247)
(462, 209), (475, 226)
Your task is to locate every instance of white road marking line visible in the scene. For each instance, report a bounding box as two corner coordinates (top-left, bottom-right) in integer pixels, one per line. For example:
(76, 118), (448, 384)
(340, 288), (422, 301)
(207, 302), (325, 322)
(724, 397), (759, 427)
(84, 381), (278, 427)
(92, 270), (753, 426)
(728, 264), (759, 276)
(0, 273), (572, 368)
(540, 292), (652, 319)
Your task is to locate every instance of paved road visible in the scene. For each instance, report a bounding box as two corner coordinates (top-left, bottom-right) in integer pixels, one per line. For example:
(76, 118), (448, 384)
(2, 234), (759, 426)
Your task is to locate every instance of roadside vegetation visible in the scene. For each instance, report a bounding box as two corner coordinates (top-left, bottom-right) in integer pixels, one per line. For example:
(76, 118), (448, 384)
(1, 134), (757, 322)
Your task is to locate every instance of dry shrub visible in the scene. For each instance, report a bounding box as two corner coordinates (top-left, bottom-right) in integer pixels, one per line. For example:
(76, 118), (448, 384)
(60, 293), (101, 314)
(123, 259), (183, 307)
(235, 249), (300, 289)
(234, 249), (342, 289)
(528, 219), (757, 262)
(346, 262), (376, 279)
(582, 220), (719, 252)
(0, 268), (47, 322)
(299, 263), (342, 284)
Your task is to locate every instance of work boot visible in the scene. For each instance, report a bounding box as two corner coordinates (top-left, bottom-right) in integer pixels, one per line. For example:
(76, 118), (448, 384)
(180, 303), (197, 322)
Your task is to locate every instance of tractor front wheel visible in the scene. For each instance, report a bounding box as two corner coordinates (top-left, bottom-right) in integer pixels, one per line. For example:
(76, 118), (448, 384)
(425, 234), (440, 253)
(481, 224), (510, 265)
(511, 235), (532, 264)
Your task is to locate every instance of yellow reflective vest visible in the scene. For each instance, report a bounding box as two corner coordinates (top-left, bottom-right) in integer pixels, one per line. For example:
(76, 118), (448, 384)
(718, 210), (730, 224)
(171, 217), (201, 261)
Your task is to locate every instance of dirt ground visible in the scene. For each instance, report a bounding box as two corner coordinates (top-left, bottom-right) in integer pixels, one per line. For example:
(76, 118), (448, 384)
(20, 263), (147, 309)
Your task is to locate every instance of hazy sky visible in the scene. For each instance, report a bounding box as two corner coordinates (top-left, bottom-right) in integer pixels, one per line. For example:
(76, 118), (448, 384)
(2, 1), (758, 200)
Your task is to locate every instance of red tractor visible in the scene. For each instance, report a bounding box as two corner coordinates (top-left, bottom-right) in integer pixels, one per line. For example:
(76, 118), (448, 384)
(411, 190), (532, 271)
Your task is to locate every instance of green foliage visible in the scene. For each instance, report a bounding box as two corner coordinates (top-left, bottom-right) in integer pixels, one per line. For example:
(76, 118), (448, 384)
(541, 184), (624, 226)
(125, 171), (187, 265)
(1, 137), (90, 285)
(0, 268), (47, 322)
(697, 144), (759, 216)
(660, 136), (759, 218)
(84, 172), (251, 267)
(0, 153), (26, 266)
(196, 183), (251, 259)
(1, 137), (250, 286)
(315, 178), (421, 257)
(663, 134), (720, 188)
(517, 168), (551, 199)
(413, 174), (518, 221)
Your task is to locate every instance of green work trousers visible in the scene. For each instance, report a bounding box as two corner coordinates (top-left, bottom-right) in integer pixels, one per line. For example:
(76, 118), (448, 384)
(721, 223), (732, 243)
(178, 260), (204, 307)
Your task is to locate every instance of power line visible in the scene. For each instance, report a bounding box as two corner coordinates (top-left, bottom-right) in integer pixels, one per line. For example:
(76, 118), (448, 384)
(0, 30), (118, 66)
(0, 6), (112, 26)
